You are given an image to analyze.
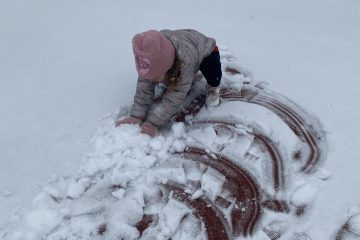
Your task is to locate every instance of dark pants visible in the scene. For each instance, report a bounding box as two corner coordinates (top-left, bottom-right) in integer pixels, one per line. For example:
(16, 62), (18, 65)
(200, 47), (222, 87)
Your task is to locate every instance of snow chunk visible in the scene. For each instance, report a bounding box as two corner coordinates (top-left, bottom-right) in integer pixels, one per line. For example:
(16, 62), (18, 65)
(69, 199), (105, 218)
(66, 178), (90, 199)
(171, 139), (186, 153)
(159, 199), (191, 237)
(107, 222), (140, 240)
(24, 209), (62, 235)
(348, 213), (360, 236)
(187, 126), (217, 148)
(111, 169), (141, 188)
(191, 189), (204, 200)
(147, 167), (186, 185)
(32, 192), (60, 209)
(127, 188), (145, 207)
(290, 184), (318, 207)
(3, 189), (13, 197)
(139, 155), (157, 168)
(184, 164), (203, 182)
(316, 169), (332, 181)
(66, 214), (102, 238)
(201, 168), (225, 201)
(172, 122), (186, 138)
(110, 198), (143, 226)
(222, 133), (254, 159)
(43, 180), (67, 201)
(80, 156), (115, 176)
(150, 136), (165, 151)
(112, 189), (126, 199)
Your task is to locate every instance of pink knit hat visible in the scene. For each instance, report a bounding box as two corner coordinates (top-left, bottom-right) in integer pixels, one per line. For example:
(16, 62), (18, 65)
(132, 30), (175, 80)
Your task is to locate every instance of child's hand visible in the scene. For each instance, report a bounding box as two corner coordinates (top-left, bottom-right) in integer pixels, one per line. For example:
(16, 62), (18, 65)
(116, 117), (142, 126)
(140, 122), (158, 137)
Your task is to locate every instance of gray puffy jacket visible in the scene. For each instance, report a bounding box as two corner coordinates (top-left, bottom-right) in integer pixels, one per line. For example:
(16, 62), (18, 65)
(130, 29), (216, 127)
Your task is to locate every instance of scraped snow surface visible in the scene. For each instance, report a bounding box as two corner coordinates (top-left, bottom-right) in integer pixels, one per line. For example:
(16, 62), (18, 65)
(1, 0), (360, 239)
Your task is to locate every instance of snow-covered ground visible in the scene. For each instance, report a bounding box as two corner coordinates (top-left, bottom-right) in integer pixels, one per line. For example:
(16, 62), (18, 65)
(1, 0), (359, 239)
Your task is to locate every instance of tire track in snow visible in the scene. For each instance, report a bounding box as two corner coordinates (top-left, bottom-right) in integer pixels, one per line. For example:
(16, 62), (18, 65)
(169, 68), (325, 238)
(220, 86), (323, 173)
(179, 147), (261, 237)
(135, 147), (262, 239)
(164, 183), (231, 240)
(334, 213), (360, 240)
(189, 120), (285, 192)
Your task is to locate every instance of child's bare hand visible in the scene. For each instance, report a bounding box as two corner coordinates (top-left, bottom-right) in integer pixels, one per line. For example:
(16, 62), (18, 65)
(116, 117), (142, 126)
(140, 122), (158, 137)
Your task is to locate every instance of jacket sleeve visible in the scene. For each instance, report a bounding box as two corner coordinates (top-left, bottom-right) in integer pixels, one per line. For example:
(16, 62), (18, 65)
(146, 64), (194, 127)
(130, 77), (155, 120)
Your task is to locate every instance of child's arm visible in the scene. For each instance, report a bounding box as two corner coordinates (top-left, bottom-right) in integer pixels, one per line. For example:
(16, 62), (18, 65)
(130, 77), (155, 121)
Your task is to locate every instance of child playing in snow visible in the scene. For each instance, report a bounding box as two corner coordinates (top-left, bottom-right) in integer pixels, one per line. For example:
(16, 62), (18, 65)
(116, 29), (222, 137)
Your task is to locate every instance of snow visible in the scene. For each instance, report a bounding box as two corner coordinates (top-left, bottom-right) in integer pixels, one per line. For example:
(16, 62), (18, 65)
(149, 136), (165, 151)
(158, 199), (191, 238)
(290, 184), (318, 207)
(24, 209), (62, 234)
(315, 168), (332, 181)
(111, 189), (125, 200)
(171, 122), (186, 139)
(66, 178), (90, 199)
(110, 198), (143, 225)
(171, 139), (186, 153)
(1, 0), (360, 239)
(201, 168), (225, 201)
(191, 189), (204, 200)
(147, 167), (187, 185)
(184, 163), (203, 182)
(348, 213), (360, 236)
(111, 168), (141, 188)
(187, 126), (217, 149)
(2, 190), (13, 198)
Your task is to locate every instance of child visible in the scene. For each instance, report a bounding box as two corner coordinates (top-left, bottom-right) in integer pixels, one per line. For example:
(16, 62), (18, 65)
(116, 29), (222, 137)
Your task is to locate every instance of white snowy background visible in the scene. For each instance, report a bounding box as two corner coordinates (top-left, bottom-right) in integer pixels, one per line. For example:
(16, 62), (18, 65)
(1, 0), (360, 239)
